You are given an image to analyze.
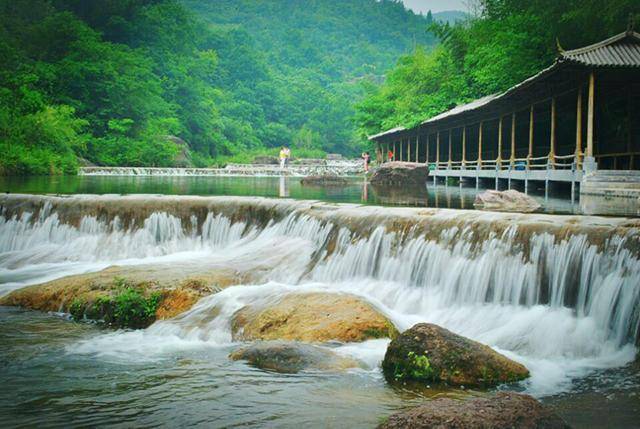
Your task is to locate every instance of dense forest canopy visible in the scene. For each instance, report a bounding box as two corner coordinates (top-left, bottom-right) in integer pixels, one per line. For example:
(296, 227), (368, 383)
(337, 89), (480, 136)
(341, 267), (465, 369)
(2, 0), (637, 175)
(356, 0), (640, 140)
(0, 0), (437, 175)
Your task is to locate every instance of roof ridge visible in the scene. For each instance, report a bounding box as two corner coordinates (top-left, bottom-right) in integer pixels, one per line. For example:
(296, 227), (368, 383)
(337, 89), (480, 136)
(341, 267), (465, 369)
(562, 31), (640, 57)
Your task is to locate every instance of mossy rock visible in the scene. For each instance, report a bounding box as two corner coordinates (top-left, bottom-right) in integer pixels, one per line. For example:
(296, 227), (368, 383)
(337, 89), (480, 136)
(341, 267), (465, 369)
(381, 323), (529, 387)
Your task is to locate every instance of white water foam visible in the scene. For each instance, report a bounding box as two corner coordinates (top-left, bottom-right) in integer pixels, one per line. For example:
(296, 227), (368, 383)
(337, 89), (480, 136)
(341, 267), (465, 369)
(2, 201), (639, 396)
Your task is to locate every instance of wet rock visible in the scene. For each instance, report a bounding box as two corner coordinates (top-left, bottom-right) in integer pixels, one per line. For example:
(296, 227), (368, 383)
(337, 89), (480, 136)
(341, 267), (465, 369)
(0, 265), (241, 327)
(474, 189), (541, 212)
(231, 292), (398, 342)
(229, 341), (360, 373)
(381, 323), (529, 387)
(370, 162), (429, 186)
(300, 174), (349, 186)
(165, 135), (192, 167)
(378, 392), (570, 429)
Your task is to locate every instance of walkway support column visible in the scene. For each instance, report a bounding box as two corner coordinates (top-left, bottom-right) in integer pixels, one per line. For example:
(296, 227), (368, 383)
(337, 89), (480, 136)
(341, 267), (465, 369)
(478, 122), (483, 168)
(585, 72), (597, 172)
(448, 130), (452, 168)
(528, 105), (534, 168)
(575, 88), (583, 169)
(510, 113), (516, 166)
(462, 126), (466, 168)
(497, 117), (503, 168)
(425, 134), (430, 165)
(549, 97), (556, 169)
(436, 132), (441, 169)
(399, 139), (403, 161)
(415, 131), (420, 163)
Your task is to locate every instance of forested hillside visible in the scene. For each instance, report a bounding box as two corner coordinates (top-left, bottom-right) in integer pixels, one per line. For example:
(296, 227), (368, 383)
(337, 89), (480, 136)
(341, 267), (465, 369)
(356, 0), (640, 139)
(0, 0), (437, 175)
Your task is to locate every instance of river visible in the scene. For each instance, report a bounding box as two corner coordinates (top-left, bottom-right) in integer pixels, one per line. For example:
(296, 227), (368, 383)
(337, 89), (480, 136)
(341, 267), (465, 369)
(0, 180), (638, 427)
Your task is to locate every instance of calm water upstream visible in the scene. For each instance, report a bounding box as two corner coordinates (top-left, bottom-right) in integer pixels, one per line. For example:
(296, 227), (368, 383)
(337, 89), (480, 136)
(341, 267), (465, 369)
(0, 180), (638, 428)
(0, 174), (581, 214)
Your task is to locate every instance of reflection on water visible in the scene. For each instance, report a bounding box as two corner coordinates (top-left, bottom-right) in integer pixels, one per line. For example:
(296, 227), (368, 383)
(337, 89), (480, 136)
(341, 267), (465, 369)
(0, 175), (581, 215)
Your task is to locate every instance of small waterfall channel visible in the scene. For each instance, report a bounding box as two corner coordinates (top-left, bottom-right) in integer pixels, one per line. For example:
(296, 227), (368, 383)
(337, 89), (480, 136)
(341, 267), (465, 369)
(1, 193), (639, 396)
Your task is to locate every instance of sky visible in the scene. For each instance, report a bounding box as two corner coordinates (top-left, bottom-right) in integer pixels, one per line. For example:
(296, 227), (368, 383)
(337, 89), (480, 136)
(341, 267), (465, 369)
(401, 0), (468, 14)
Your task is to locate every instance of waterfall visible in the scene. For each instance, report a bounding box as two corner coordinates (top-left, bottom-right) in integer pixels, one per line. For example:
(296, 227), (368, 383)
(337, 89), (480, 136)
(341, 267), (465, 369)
(1, 194), (639, 395)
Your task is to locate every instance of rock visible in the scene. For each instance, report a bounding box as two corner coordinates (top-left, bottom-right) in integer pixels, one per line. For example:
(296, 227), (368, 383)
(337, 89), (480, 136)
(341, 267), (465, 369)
(378, 392), (570, 429)
(252, 155), (279, 165)
(231, 292), (398, 342)
(300, 174), (349, 186)
(474, 189), (541, 212)
(381, 323), (529, 387)
(370, 162), (429, 186)
(165, 135), (192, 167)
(229, 341), (360, 373)
(0, 264), (243, 327)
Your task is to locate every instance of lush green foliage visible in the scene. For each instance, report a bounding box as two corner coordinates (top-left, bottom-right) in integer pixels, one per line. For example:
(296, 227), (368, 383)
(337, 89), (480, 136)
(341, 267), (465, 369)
(68, 277), (161, 329)
(356, 0), (640, 140)
(0, 0), (437, 174)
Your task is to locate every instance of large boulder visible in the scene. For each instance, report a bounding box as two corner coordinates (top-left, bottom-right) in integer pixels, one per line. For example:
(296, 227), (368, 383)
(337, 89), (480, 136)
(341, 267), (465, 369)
(474, 189), (541, 212)
(381, 323), (529, 387)
(378, 392), (570, 429)
(229, 341), (360, 373)
(231, 292), (398, 342)
(370, 162), (428, 186)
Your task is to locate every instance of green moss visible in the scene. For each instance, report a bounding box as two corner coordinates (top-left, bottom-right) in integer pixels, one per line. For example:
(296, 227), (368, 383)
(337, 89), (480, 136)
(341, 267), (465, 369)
(69, 298), (85, 321)
(112, 286), (162, 329)
(67, 278), (163, 329)
(393, 351), (435, 381)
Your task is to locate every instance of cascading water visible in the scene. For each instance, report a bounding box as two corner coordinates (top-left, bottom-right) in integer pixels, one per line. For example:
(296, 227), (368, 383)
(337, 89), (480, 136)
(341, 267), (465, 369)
(1, 194), (639, 397)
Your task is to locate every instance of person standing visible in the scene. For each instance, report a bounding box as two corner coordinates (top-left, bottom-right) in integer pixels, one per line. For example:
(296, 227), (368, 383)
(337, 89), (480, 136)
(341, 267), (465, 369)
(279, 147), (287, 168)
(284, 147), (291, 167)
(361, 151), (370, 172)
(387, 149), (394, 162)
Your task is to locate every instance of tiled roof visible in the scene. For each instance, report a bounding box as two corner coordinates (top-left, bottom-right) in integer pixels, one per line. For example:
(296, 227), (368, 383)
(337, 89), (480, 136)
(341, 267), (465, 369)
(561, 31), (640, 67)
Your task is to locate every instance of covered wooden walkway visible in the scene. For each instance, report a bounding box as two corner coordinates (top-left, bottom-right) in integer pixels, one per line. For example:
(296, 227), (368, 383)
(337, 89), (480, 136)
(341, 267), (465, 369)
(369, 30), (640, 198)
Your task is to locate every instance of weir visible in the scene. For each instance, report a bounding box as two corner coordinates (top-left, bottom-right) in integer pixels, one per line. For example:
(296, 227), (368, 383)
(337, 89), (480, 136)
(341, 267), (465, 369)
(1, 193), (639, 360)
(78, 159), (362, 177)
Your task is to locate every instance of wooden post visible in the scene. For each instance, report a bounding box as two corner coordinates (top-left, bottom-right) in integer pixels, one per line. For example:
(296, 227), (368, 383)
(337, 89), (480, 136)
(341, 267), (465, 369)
(575, 87), (583, 168)
(415, 133), (419, 163)
(587, 72), (595, 158)
(425, 134), (430, 165)
(549, 97), (556, 169)
(407, 137), (411, 162)
(497, 117), (503, 167)
(510, 113), (516, 166)
(629, 90), (634, 169)
(399, 139), (403, 161)
(436, 131), (440, 168)
(528, 105), (534, 167)
(462, 126), (466, 167)
(478, 122), (483, 168)
(448, 130), (452, 168)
